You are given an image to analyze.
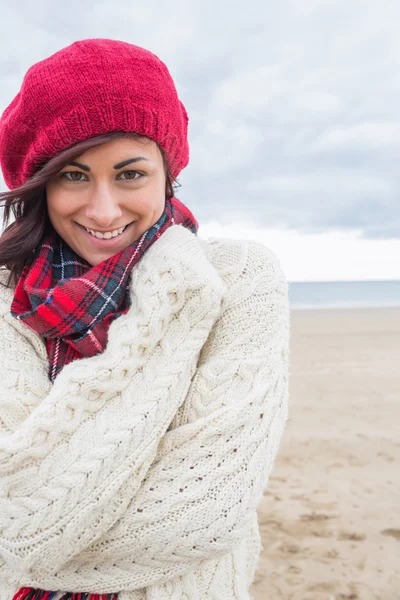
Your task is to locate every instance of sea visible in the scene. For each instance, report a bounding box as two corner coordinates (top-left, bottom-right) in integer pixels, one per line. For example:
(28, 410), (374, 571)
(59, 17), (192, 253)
(288, 280), (400, 310)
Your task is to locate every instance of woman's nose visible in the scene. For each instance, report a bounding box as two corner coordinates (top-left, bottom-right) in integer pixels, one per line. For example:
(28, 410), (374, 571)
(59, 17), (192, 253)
(84, 188), (123, 227)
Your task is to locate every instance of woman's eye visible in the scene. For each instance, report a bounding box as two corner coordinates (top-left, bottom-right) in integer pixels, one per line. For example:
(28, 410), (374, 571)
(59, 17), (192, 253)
(118, 170), (142, 181)
(61, 171), (87, 182)
(58, 170), (142, 182)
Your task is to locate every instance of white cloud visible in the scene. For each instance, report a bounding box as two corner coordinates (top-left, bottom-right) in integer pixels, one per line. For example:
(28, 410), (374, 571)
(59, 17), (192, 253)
(312, 122), (400, 152)
(199, 222), (400, 282)
(246, 170), (394, 198)
(189, 120), (263, 172)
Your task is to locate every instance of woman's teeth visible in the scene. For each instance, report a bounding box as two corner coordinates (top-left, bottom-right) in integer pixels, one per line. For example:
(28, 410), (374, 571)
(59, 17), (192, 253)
(84, 225), (127, 239)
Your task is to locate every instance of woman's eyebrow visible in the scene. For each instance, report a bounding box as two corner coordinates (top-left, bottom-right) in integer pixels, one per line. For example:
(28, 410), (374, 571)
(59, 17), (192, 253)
(114, 157), (149, 169)
(67, 161), (90, 171)
(66, 156), (150, 172)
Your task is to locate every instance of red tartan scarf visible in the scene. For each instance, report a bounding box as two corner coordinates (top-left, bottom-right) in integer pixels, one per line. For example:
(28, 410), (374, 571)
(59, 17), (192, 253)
(11, 197), (198, 384)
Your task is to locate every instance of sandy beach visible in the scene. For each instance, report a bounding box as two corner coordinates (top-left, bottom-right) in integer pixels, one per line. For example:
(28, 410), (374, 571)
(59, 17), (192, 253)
(250, 307), (400, 600)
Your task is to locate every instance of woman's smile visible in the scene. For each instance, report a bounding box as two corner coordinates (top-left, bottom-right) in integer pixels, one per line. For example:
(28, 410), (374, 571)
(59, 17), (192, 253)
(76, 221), (135, 244)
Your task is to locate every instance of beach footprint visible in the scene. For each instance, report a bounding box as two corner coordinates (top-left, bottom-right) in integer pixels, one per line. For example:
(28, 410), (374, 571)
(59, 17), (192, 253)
(381, 528), (400, 540)
(338, 531), (366, 542)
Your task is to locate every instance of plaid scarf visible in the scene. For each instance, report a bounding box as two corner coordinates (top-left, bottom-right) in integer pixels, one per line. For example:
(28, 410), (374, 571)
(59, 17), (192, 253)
(11, 196), (198, 383)
(9, 198), (197, 600)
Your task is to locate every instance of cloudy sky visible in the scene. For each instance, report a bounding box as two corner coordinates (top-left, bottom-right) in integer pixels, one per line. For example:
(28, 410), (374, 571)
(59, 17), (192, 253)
(1, 0), (399, 281)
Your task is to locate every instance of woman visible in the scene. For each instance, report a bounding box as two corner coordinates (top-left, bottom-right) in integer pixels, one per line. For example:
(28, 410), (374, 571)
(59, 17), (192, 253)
(0, 39), (289, 600)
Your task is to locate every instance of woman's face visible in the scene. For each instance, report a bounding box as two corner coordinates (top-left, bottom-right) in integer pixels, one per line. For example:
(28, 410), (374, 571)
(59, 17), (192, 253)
(46, 137), (167, 266)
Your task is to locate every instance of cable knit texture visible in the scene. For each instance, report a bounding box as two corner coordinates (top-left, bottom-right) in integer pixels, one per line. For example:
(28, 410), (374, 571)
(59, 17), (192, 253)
(0, 225), (290, 600)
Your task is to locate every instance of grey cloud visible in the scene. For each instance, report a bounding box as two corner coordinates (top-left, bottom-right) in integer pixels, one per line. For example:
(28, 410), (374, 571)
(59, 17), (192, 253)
(1, 0), (399, 239)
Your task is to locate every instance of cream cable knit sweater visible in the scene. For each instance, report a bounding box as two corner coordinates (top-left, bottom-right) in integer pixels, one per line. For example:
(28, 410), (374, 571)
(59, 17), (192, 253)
(0, 225), (289, 600)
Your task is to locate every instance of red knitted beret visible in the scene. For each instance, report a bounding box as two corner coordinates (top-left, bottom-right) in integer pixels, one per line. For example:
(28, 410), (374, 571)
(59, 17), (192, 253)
(0, 38), (189, 190)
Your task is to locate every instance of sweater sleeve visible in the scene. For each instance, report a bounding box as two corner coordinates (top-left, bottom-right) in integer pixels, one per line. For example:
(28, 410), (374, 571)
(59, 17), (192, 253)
(0, 225), (226, 579)
(9, 240), (290, 594)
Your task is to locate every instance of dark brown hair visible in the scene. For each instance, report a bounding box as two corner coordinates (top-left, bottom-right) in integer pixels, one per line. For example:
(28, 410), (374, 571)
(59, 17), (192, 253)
(0, 132), (178, 285)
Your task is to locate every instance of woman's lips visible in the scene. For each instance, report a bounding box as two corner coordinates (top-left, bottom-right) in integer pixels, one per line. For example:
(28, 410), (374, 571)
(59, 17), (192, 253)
(77, 222), (134, 245)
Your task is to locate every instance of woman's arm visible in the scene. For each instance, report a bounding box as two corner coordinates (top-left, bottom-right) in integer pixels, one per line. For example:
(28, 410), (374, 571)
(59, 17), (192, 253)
(7, 240), (290, 593)
(0, 225), (226, 579)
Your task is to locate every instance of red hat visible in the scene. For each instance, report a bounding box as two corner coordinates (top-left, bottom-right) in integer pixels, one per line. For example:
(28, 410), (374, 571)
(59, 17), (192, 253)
(0, 38), (189, 189)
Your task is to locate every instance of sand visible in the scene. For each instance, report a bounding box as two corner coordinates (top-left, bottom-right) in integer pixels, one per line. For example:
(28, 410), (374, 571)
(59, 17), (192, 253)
(250, 307), (400, 600)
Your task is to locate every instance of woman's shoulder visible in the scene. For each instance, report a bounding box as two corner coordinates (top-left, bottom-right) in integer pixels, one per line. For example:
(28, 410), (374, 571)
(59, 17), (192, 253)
(197, 234), (288, 296)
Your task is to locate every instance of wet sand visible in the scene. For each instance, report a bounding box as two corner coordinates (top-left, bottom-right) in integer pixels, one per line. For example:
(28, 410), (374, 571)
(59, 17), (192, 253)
(251, 307), (400, 600)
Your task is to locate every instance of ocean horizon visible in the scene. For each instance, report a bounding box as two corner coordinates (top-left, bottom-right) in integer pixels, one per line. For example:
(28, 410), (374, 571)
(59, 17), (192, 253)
(288, 279), (400, 310)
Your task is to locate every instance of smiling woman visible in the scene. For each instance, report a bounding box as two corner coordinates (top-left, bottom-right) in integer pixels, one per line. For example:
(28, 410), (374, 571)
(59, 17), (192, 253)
(46, 137), (168, 266)
(0, 39), (289, 600)
(0, 131), (177, 281)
